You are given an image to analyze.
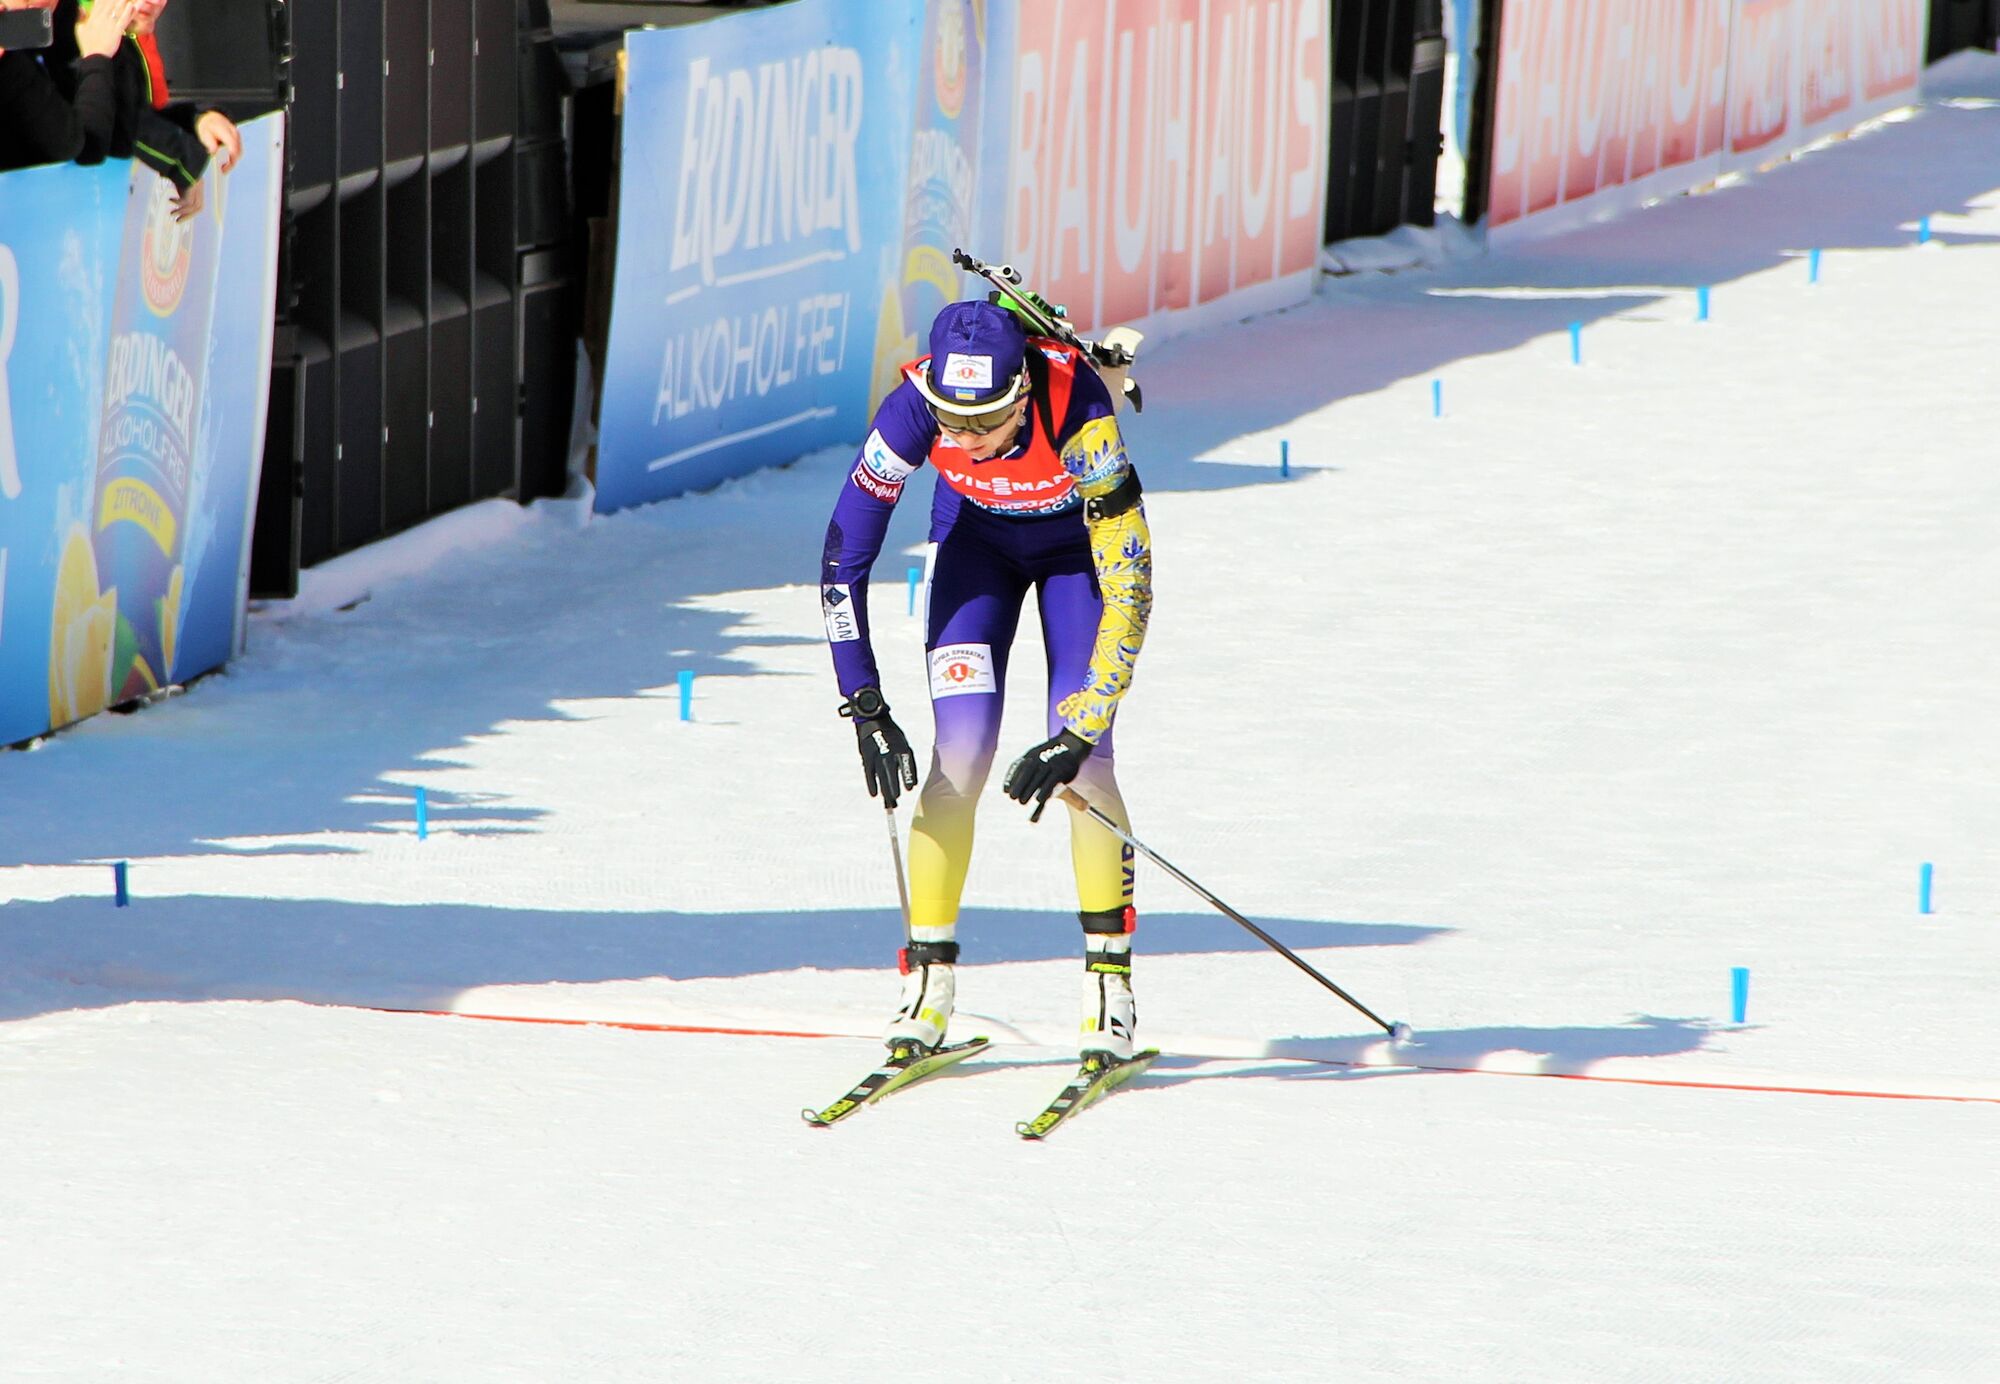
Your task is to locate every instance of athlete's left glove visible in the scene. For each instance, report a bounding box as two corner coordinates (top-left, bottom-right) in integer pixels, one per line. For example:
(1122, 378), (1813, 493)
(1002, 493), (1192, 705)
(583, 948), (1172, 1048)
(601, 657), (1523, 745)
(1003, 729), (1093, 808)
(839, 687), (918, 810)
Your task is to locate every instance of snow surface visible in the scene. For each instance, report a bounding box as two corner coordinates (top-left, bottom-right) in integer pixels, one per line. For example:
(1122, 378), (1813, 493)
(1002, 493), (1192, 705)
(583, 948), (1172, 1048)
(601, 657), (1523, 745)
(5, 53), (2000, 1382)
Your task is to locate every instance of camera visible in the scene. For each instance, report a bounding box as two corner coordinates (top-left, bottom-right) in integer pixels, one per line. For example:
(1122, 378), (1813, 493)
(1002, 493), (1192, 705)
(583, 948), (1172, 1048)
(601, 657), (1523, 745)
(0, 9), (57, 52)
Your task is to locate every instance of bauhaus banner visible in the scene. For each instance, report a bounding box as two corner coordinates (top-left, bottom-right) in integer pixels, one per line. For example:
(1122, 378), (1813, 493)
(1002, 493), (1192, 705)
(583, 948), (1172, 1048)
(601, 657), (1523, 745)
(1486, 0), (1928, 238)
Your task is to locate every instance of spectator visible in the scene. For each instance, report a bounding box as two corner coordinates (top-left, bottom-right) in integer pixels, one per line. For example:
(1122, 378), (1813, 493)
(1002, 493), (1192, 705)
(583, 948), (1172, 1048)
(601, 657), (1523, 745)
(0, 0), (132, 174)
(50, 0), (240, 219)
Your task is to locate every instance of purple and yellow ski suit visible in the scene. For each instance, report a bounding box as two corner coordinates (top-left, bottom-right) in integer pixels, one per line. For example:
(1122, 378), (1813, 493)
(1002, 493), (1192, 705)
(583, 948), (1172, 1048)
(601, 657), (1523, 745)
(820, 340), (1154, 948)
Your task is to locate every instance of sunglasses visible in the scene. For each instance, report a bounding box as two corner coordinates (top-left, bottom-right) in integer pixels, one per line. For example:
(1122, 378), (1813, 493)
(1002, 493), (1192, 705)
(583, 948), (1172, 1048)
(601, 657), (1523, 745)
(929, 396), (1023, 435)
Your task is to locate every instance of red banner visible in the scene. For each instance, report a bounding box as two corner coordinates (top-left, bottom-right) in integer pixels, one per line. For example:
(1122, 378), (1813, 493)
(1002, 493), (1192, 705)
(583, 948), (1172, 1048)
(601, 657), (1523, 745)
(1490, 0), (1731, 229)
(1006, 0), (1326, 332)
(1489, 0), (1927, 235)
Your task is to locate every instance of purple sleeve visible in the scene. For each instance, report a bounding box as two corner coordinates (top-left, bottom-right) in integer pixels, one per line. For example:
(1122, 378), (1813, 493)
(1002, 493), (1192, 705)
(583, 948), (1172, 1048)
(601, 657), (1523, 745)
(819, 382), (936, 698)
(1055, 358), (1117, 440)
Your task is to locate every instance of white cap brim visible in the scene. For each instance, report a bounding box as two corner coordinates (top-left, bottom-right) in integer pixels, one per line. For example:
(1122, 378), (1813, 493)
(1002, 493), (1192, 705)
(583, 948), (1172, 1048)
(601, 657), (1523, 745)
(907, 363), (1028, 417)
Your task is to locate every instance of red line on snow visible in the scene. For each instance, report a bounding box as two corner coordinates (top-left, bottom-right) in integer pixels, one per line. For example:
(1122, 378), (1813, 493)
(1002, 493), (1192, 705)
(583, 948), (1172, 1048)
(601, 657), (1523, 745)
(349, 1006), (2000, 1106)
(1325, 1059), (2000, 1106)
(364, 1005), (846, 1041)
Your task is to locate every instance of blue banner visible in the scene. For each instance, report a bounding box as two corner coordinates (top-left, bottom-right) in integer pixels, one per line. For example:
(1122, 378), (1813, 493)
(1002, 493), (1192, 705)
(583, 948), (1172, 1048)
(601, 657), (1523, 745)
(594, 0), (920, 511)
(0, 114), (284, 746)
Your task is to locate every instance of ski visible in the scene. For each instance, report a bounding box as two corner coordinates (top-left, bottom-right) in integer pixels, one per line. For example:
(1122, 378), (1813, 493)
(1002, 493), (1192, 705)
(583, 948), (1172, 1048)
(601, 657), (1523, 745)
(1015, 1048), (1161, 1141)
(801, 1036), (992, 1127)
(951, 249), (1144, 413)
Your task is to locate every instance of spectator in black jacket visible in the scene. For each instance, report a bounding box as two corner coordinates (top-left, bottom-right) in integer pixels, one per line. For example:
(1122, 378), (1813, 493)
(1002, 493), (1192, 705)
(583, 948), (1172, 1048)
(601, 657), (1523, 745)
(51, 0), (240, 219)
(0, 0), (135, 173)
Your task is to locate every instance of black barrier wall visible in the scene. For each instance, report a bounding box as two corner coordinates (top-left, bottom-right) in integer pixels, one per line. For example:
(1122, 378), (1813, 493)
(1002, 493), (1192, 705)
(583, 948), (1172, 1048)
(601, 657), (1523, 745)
(198, 0), (577, 598)
(1929, 0), (2000, 57)
(1325, 0), (1447, 242)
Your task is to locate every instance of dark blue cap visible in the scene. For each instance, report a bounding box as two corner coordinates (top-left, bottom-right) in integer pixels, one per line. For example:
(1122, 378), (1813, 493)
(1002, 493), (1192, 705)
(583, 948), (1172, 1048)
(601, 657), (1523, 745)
(923, 300), (1029, 411)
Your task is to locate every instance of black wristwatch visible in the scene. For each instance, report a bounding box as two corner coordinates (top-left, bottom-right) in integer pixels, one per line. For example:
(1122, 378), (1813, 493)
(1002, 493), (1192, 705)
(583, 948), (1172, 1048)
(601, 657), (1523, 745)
(839, 687), (889, 720)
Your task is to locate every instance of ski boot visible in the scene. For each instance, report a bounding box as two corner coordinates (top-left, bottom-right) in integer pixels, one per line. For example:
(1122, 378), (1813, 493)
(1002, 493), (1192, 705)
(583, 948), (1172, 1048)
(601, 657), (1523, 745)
(1079, 906), (1138, 1061)
(884, 940), (957, 1056)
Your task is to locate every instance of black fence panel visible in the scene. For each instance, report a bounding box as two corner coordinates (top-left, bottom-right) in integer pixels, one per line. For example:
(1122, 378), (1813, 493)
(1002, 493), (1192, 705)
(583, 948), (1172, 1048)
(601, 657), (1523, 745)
(1325, 0), (1447, 244)
(1928, 0), (2000, 58)
(152, 1), (575, 599)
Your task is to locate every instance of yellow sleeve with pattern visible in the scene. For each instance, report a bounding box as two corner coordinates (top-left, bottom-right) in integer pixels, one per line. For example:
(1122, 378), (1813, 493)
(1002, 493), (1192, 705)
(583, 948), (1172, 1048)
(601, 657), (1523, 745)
(1055, 416), (1153, 744)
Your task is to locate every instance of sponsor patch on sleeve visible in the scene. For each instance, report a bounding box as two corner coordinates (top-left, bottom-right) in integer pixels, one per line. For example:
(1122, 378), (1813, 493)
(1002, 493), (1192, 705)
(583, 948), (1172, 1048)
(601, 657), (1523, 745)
(859, 430), (917, 483)
(928, 642), (997, 698)
(822, 584), (861, 643)
(851, 462), (902, 503)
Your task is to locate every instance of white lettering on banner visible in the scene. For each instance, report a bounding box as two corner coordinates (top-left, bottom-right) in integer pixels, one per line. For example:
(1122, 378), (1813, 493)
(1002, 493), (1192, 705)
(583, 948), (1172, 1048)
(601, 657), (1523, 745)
(1489, 0), (1731, 228)
(1008, 0), (1325, 331)
(1287, 0), (1322, 225)
(1862, 0), (1923, 101)
(1490, 0), (1923, 234)
(667, 47), (865, 286)
(1731, 0), (1793, 153)
(909, 128), (975, 234)
(652, 291), (849, 425)
(0, 244), (19, 501)
(104, 331), (197, 459)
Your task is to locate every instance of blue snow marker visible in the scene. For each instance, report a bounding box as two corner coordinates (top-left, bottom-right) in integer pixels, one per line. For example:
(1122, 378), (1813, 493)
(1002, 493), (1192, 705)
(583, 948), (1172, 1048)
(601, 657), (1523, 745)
(1731, 967), (1749, 1025)
(1920, 862), (1934, 914)
(114, 860), (129, 908)
(1280, 438), (1291, 478)
(1568, 321), (1582, 364)
(1918, 215), (1931, 244)
(1431, 379), (1442, 417)
(907, 565), (921, 615)
(415, 787), (429, 841)
(679, 669), (694, 721)
(1809, 248), (1821, 284)
(1697, 286), (1711, 321)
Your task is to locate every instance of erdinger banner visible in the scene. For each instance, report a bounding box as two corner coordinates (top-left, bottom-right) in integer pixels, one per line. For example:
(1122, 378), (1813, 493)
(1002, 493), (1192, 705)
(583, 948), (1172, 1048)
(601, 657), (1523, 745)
(994, 0), (1329, 337)
(0, 115), (284, 746)
(1487, 0), (1927, 238)
(594, 2), (918, 511)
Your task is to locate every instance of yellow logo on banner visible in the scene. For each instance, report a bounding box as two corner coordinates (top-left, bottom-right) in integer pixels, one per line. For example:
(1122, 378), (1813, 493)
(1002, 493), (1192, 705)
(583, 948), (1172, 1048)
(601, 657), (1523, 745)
(47, 526), (116, 728)
(96, 476), (178, 555)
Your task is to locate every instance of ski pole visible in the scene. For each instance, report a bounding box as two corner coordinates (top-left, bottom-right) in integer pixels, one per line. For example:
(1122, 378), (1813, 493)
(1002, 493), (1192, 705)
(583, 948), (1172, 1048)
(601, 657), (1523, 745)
(884, 802), (912, 931)
(1054, 788), (1413, 1044)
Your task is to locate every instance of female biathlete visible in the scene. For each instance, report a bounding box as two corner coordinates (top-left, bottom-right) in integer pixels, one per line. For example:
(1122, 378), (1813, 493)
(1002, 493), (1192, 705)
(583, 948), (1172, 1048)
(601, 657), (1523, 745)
(819, 298), (1153, 1062)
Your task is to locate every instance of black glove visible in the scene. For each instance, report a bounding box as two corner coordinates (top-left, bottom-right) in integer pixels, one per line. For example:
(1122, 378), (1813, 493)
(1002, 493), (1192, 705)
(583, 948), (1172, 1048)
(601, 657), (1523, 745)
(1003, 729), (1093, 808)
(839, 687), (917, 810)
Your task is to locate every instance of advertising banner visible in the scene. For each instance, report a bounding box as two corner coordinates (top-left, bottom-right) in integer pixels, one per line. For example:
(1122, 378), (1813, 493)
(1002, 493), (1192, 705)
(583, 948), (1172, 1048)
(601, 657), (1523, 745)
(1485, 0), (1928, 239)
(1721, 0), (1928, 170)
(593, 1), (920, 511)
(1487, 0), (1733, 236)
(594, 0), (1334, 514)
(0, 114), (283, 746)
(867, 0), (990, 415)
(996, 0), (1329, 337)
